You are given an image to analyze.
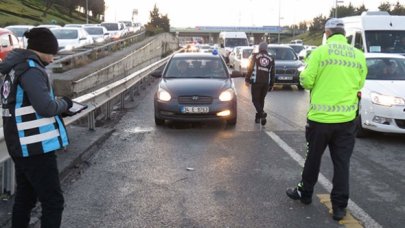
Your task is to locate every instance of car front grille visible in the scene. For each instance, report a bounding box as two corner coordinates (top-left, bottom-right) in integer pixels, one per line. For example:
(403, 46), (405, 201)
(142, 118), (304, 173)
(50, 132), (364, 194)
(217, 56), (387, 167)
(395, 119), (405, 129)
(178, 96), (213, 104)
(276, 69), (297, 75)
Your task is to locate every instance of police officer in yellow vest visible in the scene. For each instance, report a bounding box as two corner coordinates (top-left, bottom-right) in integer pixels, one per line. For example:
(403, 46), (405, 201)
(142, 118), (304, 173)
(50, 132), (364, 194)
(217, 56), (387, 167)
(0, 28), (74, 228)
(286, 18), (367, 221)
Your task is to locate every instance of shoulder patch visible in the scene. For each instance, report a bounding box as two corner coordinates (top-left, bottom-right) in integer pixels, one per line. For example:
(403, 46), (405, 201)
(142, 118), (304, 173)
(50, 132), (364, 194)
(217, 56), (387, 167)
(27, 59), (36, 68)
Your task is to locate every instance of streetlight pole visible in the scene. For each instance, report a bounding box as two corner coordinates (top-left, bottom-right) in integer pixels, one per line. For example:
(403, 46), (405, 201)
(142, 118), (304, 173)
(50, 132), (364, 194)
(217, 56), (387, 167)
(278, 0), (281, 44)
(86, 0), (89, 24)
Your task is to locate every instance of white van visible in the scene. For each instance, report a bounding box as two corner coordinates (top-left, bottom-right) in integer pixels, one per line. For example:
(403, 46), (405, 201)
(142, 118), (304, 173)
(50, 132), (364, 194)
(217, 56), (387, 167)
(218, 32), (249, 64)
(340, 11), (405, 54)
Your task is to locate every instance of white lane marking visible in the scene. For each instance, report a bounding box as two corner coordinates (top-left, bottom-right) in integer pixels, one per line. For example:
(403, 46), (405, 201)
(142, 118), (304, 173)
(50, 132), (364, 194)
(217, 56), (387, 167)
(266, 131), (382, 228)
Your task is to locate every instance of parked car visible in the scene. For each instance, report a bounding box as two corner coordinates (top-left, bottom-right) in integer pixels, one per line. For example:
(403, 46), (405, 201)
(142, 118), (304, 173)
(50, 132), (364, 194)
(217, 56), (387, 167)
(151, 52), (242, 126)
(232, 46), (253, 76)
(83, 26), (110, 43)
(50, 27), (93, 52)
(4, 25), (34, 48)
(267, 44), (305, 90)
(356, 53), (405, 137)
(0, 28), (20, 62)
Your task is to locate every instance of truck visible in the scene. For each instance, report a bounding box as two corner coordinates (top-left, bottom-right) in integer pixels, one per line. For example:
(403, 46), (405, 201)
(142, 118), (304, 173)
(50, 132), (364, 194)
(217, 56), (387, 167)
(218, 32), (249, 64)
(341, 11), (405, 54)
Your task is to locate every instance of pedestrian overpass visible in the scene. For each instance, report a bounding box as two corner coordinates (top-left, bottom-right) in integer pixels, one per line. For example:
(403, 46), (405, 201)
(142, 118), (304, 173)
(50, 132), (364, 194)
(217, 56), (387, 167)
(170, 26), (304, 44)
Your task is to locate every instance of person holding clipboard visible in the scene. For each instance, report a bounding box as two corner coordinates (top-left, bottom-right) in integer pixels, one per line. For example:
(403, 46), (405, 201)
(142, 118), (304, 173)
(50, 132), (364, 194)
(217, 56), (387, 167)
(0, 28), (81, 228)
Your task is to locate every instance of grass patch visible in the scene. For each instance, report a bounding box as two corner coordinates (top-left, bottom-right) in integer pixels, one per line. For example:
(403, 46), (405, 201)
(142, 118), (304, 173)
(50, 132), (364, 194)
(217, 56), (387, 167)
(0, 0), (100, 27)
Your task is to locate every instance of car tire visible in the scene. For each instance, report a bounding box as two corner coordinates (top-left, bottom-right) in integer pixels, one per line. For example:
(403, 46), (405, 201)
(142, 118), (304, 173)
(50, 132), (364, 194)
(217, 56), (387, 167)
(227, 112), (237, 126)
(155, 116), (165, 126)
(355, 116), (369, 138)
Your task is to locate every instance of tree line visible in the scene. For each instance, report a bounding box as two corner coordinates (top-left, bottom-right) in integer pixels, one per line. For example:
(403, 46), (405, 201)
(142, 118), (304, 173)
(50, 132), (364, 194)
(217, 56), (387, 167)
(40, 0), (105, 20)
(303, 1), (405, 32)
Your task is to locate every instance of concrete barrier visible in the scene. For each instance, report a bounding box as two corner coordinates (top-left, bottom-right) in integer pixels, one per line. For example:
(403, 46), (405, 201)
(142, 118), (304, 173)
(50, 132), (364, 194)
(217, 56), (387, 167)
(52, 33), (178, 97)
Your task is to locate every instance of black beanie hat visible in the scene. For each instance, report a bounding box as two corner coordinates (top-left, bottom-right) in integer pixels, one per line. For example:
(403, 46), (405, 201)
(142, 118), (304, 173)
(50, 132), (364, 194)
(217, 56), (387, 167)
(25, 27), (59, 55)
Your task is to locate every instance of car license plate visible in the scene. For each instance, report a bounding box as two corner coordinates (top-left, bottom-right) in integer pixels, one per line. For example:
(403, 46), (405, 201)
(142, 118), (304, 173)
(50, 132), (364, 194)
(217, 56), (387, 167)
(279, 76), (293, 80)
(181, 106), (209, 113)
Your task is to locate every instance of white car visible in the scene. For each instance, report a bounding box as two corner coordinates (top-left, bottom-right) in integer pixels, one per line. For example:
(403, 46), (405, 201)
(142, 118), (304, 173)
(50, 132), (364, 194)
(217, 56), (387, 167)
(50, 27), (94, 52)
(233, 46), (253, 76)
(357, 53), (405, 137)
(83, 26), (110, 43)
(5, 25), (34, 48)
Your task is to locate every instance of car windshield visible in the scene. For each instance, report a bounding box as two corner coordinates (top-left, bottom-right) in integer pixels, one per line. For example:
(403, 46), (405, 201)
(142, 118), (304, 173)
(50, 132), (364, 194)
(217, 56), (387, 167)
(366, 57), (405, 80)
(365, 31), (405, 54)
(242, 49), (253, 58)
(289, 45), (305, 54)
(51, 29), (78, 39)
(6, 27), (29, 37)
(102, 23), (119, 31)
(84, 27), (103, 35)
(225, 38), (248, 48)
(267, 47), (298, 61)
(165, 57), (228, 79)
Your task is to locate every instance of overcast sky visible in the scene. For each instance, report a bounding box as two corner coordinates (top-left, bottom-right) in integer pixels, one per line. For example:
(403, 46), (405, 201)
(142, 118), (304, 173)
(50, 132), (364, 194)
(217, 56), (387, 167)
(105, 0), (404, 27)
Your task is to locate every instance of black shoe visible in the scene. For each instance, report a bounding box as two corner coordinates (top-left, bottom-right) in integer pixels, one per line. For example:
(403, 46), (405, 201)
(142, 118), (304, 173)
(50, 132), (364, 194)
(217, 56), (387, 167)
(286, 187), (312, 205)
(332, 207), (346, 221)
(261, 118), (267, 125)
(255, 113), (260, 123)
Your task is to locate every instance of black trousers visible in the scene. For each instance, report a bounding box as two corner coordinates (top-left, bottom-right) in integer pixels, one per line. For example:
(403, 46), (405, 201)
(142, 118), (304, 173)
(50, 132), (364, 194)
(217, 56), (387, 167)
(300, 119), (356, 209)
(12, 152), (64, 228)
(251, 83), (269, 114)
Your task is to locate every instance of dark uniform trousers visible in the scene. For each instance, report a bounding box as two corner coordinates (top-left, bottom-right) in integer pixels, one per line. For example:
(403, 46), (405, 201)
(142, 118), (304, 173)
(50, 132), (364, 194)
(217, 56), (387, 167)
(251, 83), (269, 114)
(301, 119), (356, 208)
(12, 152), (64, 228)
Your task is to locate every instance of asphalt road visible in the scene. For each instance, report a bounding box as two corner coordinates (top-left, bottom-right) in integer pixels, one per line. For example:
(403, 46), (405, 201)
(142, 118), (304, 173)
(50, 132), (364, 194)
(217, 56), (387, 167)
(60, 77), (405, 228)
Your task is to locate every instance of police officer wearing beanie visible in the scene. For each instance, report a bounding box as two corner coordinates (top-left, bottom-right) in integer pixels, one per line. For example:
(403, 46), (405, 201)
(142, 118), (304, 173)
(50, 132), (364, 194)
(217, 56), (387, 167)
(245, 41), (275, 125)
(286, 18), (367, 221)
(0, 27), (74, 228)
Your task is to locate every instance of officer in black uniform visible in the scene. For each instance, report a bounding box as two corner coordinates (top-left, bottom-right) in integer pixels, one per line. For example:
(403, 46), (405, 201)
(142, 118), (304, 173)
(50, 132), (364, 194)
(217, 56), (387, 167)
(245, 41), (275, 125)
(0, 28), (74, 228)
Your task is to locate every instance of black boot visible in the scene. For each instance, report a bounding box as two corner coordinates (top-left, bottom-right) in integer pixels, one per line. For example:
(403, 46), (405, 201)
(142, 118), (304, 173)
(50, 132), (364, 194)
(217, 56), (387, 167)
(260, 112), (267, 125)
(255, 113), (260, 123)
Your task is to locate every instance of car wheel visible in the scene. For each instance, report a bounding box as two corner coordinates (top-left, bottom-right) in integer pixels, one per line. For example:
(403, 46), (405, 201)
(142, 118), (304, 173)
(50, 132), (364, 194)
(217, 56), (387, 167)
(297, 84), (305, 90)
(355, 116), (369, 138)
(155, 115), (165, 126)
(227, 112), (237, 126)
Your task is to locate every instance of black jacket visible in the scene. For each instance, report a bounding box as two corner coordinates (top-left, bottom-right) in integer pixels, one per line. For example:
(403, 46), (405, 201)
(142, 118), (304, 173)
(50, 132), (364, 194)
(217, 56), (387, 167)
(245, 50), (275, 87)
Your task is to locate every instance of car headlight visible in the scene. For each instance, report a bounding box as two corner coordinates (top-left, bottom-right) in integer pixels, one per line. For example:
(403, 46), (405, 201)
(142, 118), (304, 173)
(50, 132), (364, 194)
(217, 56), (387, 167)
(370, 92), (405, 107)
(65, 45), (73, 51)
(219, 89), (234, 101)
(157, 88), (171, 101)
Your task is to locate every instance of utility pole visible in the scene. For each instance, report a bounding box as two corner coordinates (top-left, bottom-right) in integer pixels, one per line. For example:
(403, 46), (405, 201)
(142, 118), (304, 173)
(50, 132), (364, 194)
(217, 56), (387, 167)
(86, 0), (89, 24)
(278, 0), (281, 44)
(335, 0), (344, 18)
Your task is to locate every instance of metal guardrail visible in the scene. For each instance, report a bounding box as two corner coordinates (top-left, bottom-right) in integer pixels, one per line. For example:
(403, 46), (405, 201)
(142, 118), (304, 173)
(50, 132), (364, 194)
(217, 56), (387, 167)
(0, 50), (175, 195)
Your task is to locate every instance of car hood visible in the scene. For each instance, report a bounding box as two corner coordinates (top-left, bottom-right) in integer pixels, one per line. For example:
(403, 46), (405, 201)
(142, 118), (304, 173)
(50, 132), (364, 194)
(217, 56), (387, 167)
(363, 80), (405, 98)
(160, 78), (233, 97)
(275, 60), (303, 69)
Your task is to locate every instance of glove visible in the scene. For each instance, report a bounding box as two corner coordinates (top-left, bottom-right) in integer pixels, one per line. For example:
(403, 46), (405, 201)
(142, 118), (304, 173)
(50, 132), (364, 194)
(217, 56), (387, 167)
(61, 96), (73, 109)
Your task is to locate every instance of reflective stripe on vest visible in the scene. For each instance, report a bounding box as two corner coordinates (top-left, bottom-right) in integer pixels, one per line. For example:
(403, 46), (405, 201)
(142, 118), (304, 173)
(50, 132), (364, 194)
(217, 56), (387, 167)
(19, 129), (60, 145)
(310, 104), (357, 112)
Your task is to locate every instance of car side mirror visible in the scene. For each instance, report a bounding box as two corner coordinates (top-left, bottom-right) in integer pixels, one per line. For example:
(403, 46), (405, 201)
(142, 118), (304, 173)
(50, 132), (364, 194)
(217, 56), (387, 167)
(230, 70), (243, 78)
(151, 70), (163, 78)
(299, 55), (304, 61)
